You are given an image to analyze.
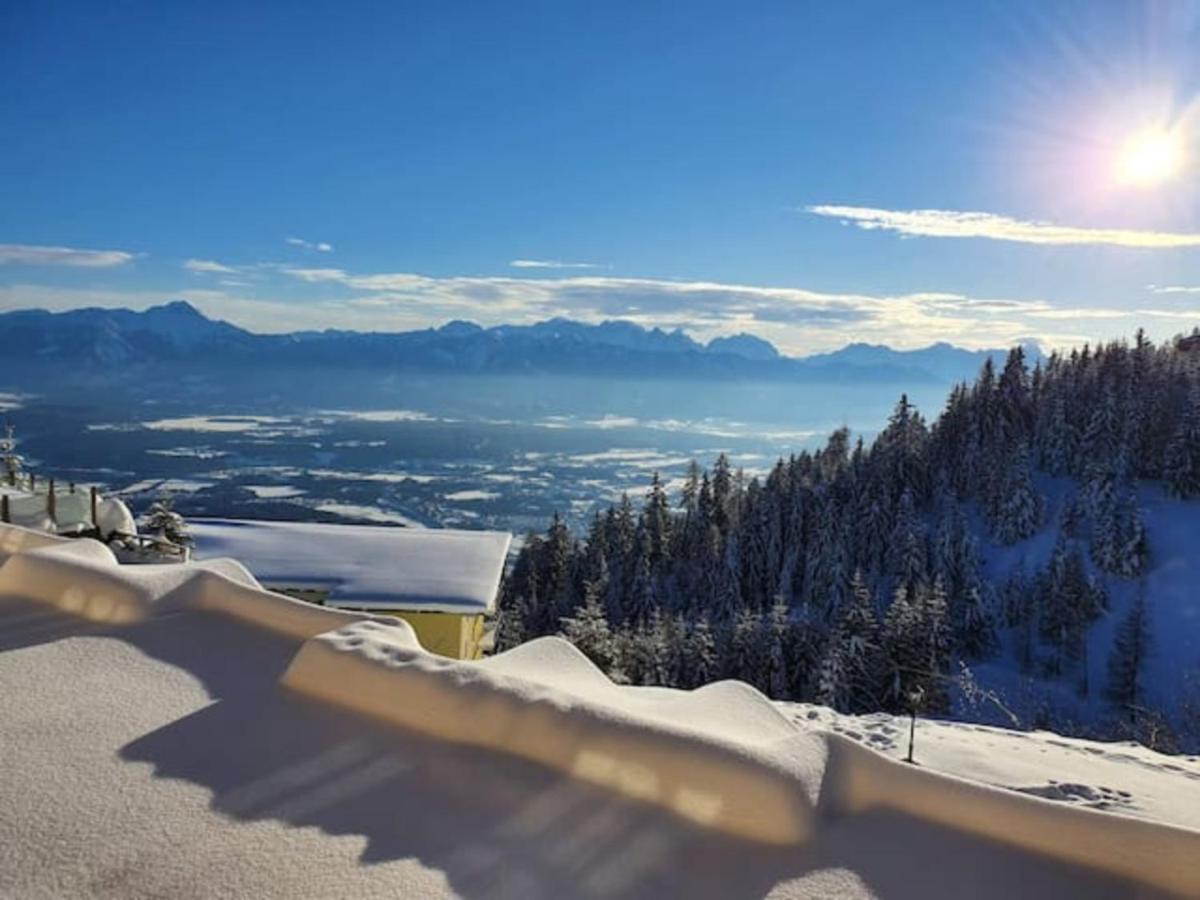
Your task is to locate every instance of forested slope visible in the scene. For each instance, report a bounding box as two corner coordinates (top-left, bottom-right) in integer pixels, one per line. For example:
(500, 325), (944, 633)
(498, 329), (1200, 751)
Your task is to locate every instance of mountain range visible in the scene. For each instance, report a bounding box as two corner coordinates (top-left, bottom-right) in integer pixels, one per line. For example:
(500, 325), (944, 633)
(0, 300), (1038, 386)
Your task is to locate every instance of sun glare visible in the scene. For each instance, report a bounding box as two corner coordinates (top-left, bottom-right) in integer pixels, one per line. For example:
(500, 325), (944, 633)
(1113, 128), (1185, 187)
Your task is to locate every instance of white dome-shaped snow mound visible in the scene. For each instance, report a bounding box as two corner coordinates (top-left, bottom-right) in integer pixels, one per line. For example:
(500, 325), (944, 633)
(282, 620), (825, 845)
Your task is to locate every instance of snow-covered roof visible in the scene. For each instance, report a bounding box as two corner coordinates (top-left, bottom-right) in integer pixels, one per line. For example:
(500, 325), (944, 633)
(190, 517), (510, 614)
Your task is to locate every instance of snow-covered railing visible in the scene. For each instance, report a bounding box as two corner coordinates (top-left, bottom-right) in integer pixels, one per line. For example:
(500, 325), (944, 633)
(0, 478), (135, 541)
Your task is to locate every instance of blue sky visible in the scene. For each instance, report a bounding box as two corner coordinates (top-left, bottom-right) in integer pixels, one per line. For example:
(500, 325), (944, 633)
(1, 0), (1198, 353)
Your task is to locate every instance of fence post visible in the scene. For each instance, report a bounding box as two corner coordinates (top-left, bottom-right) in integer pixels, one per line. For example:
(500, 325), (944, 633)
(90, 486), (99, 531)
(1, 494), (8, 523)
(48, 478), (56, 522)
(30, 473), (35, 491)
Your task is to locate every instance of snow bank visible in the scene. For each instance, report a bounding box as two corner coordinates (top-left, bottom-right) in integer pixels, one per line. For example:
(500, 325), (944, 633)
(2, 520), (1198, 897)
(823, 735), (1198, 897)
(190, 518), (510, 612)
(282, 622), (824, 845)
(281, 619), (1200, 895)
(0, 522), (371, 638)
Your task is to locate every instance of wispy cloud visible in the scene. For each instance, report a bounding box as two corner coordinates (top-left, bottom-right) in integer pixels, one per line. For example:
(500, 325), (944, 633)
(184, 258), (238, 274)
(1148, 284), (1200, 294)
(285, 236), (333, 253)
(806, 205), (1200, 249)
(510, 259), (599, 270)
(0, 243), (136, 267)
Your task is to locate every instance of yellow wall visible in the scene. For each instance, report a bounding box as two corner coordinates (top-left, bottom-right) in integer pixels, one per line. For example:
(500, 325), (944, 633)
(269, 587), (486, 659)
(382, 610), (487, 660)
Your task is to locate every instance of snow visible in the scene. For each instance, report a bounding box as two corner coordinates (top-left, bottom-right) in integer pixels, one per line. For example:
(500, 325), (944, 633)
(443, 489), (500, 502)
(243, 484), (306, 499)
(312, 502), (428, 527)
(190, 518), (510, 613)
(308, 468), (441, 484)
(142, 414), (287, 432)
(0, 519), (1198, 899)
(321, 408), (436, 423)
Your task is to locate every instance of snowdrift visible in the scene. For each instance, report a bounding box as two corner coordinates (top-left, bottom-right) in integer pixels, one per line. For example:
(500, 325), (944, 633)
(0, 522), (1196, 897)
(0, 523), (369, 639)
(281, 622), (825, 844)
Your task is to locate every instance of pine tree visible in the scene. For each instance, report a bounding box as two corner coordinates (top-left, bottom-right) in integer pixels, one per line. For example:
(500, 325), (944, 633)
(889, 488), (927, 591)
(144, 495), (193, 548)
(684, 617), (718, 688)
(1164, 388), (1200, 498)
(819, 571), (884, 712)
(992, 443), (1043, 544)
(1106, 591), (1151, 717)
(762, 601), (791, 699)
(560, 579), (617, 672)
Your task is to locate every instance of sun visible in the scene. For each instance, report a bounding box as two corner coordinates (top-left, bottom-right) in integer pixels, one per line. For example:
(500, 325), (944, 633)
(1113, 128), (1185, 187)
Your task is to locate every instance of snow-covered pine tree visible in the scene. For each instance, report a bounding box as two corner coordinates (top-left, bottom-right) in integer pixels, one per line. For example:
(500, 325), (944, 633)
(762, 600), (791, 699)
(560, 578), (617, 672)
(683, 616), (718, 688)
(992, 443), (1043, 544)
(1106, 590), (1151, 718)
(726, 608), (763, 689)
(888, 488), (927, 591)
(0, 424), (24, 486)
(818, 570), (884, 712)
(1164, 387), (1200, 499)
(143, 495), (193, 548)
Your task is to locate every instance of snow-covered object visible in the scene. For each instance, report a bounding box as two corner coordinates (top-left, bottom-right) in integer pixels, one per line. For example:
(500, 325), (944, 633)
(1, 519), (1198, 898)
(53, 492), (94, 533)
(95, 496), (136, 538)
(281, 619), (1199, 894)
(1, 492), (52, 530)
(284, 621), (825, 844)
(190, 518), (510, 613)
(0, 523), (370, 637)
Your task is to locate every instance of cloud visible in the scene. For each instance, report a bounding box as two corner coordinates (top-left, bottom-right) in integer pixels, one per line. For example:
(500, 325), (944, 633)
(0, 243), (136, 267)
(274, 265), (1139, 352)
(1148, 284), (1200, 294)
(184, 258), (238, 274)
(510, 259), (599, 269)
(806, 205), (1200, 249)
(285, 237), (333, 253)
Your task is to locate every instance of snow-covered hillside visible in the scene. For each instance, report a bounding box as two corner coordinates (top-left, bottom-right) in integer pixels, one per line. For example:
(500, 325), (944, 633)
(499, 335), (1200, 753)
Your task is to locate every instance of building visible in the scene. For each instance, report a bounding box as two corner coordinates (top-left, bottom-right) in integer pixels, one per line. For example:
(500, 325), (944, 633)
(190, 518), (510, 659)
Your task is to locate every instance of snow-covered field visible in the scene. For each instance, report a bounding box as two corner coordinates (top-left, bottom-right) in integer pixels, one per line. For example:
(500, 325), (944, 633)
(1, 522), (1197, 899)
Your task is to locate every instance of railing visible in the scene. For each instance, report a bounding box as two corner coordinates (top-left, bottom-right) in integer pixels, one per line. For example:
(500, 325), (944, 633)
(0, 478), (101, 534)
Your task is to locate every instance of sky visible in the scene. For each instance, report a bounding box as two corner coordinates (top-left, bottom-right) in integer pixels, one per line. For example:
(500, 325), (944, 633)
(1, 0), (1199, 355)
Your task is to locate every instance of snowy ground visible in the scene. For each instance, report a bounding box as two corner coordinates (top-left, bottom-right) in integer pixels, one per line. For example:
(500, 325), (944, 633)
(2, 525), (1198, 899)
(780, 703), (1200, 833)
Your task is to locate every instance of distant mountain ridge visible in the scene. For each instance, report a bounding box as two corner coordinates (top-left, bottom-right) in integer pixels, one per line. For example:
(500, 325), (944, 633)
(0, 301), (1036, 385)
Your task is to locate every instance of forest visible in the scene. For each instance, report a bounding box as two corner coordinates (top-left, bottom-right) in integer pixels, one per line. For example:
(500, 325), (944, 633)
(497, 329), (1200, 749)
